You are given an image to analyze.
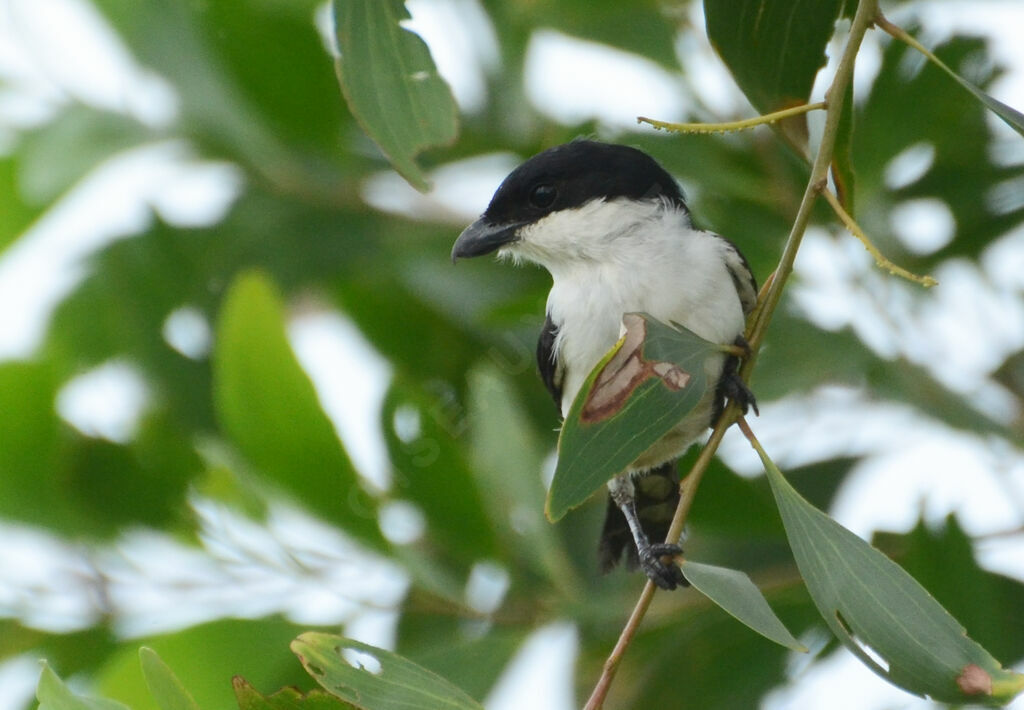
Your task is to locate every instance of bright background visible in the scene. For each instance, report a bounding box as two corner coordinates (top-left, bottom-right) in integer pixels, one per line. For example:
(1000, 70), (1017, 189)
(1, 0), (1023, 708)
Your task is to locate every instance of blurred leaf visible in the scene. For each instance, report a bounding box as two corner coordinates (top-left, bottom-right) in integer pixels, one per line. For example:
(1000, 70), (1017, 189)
(529, 0), (679, 69)
(881, 18), (1024, 137)
(0, 361), (66, 528)
(196, 0), (354, 159)
(704, 0), (846, 141)
(91, 0), (326, 194)
(233, 677), (356, 710)
(37, 662), (130, 710)
(381, 377), (498, 565)
(690, 457), (856, 542)
(19, 105), (152, 203)
(854, 35), (1024, 269)
(993, 349), (1024, 406)
(0, 623), (117, 678)
(100, 619), (313, 710)
(55, 412), (197, 536)
(213, 270), (384, 547)
(140, 648), (201, 710)
(548, 314), (719, 521)
(757, 438), (1024, 705)
(681, 560), (807, 651)
(599, 585), (818, 709)
(466, 364), (574, 590)
(398, 623), (526, 703)
(291, 632), (483, 710)
(0, 156), (43, 252)
(758, 310), (1012, 439)
(332, 0), (459, 190)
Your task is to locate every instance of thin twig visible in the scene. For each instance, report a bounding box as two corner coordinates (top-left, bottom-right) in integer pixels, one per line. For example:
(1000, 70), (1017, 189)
(820, 187), (938, 287)
(638, 102), (826, 134)
(745, 0), (879, 359)
(583, 424), (729, 710)
(584, 1), (881, 707)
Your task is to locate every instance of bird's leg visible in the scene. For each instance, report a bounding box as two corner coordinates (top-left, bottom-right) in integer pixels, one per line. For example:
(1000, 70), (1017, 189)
(608, 475), (687, 590)
(723, 335), (758, 415)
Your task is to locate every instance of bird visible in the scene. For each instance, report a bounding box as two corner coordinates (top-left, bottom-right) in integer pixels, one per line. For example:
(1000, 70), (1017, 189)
(451, 140), (757, 590)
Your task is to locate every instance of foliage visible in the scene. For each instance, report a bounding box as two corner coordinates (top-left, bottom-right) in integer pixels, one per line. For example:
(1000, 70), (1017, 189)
(1, 0), (1023, 708)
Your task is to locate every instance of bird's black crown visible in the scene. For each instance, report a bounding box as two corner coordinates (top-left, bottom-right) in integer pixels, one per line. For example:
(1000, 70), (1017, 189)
(481, 140), (686, 226)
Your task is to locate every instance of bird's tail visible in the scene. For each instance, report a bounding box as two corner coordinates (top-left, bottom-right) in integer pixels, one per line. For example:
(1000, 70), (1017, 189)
(597, 461), (680, 572)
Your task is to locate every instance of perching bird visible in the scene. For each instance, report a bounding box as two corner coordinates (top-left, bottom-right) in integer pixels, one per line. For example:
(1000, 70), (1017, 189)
(452, 140), (757, 590)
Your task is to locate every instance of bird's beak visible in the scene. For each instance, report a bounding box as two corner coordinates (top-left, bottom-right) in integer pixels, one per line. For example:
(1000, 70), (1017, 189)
(451, 218), (523, 263)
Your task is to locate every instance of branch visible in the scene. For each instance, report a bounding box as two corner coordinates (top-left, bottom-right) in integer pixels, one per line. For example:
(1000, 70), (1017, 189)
(585, 1), (881, 707)
(638, 102), (826, 134)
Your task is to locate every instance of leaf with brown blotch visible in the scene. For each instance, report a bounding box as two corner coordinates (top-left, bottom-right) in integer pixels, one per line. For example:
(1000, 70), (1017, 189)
(546, 314), (723, 521)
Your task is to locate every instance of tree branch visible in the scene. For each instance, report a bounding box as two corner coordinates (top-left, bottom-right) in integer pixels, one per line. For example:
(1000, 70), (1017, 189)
(584, 1), (880, 707)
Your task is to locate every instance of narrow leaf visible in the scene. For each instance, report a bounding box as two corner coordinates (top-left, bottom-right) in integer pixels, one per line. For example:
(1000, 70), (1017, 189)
(139, 647), (201, 710)
(754, 435), (1024, 705)
(681, 560), (807, 652)
(332, 0), (459, 190)
(547, 313), (720, 521)
(467, 365), (576, 590)
(704, 0), (847, 142)
(291, 633), (483, 710)
(213, 270), (383, 547)
(36, 662), (129, 710)
(880, 17), (1024, 137)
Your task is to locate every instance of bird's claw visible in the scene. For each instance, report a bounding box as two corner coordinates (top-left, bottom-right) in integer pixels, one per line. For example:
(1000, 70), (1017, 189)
(723, 372), (758, 416)
(638, 542), (688, 590)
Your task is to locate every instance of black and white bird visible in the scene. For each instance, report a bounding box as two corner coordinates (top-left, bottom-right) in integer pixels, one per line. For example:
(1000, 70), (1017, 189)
(452, 140), (757, 590)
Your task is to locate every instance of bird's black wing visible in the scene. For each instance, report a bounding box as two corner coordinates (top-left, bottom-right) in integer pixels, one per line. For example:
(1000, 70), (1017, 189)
(537, 313), (563, 409)
(718, 236), (758, 317)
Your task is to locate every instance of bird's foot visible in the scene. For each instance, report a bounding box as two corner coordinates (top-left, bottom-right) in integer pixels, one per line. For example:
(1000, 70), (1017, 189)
(723, 372), (758, 416)
(638, 542), (688, 590)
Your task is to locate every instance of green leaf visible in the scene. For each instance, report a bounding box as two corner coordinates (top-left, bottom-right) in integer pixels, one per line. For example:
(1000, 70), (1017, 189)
(704, 0), (847, 114)
(0, 361), (65, 529)
(381, 377), (498, 565)
(547, 313), (721, 521)
(139, 648), (201, 710)
(0, 156), (43, 253)
(680, 560), (807, 652)
(755, 437), (1024, 705)
(883, 20), (1024, 137)
(232, 677), (356, 710)
(37, 662), (130, 710)
(874, 516), (1024, 665)
(291, 633), (483, 710)
(213, 270), (384, 548)
(466, 364), (577, 591)
(99, 618), (312, 710)
(332, 0), (459, 190)
(19, 105), (152, 203)
(853, 35), (1024, 270)
(831, 79), (856, 212)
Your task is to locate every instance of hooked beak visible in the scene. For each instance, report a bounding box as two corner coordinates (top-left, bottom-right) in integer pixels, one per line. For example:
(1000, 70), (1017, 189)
(451, 218), (523, 263)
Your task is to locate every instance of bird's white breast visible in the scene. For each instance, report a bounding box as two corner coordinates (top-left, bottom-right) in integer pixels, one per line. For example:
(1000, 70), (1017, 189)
(529, 201), (747, 468)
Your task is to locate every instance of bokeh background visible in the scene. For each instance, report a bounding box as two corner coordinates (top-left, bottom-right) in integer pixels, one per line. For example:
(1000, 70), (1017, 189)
(1, 0), (1023, 708)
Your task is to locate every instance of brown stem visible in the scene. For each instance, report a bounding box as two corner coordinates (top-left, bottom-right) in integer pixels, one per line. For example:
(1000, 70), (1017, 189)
(584, 0), (880, 706)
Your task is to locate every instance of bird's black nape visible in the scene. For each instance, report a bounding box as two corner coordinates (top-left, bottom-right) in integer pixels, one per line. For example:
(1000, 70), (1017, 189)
(480, 140), (687, 228)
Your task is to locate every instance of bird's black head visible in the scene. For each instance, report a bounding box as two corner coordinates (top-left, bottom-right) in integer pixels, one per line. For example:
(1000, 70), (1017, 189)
(452, 141), (685, 261)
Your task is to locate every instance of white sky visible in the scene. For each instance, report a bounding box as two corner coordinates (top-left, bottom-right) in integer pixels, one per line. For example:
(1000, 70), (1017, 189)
(1, 0), (1023, 709)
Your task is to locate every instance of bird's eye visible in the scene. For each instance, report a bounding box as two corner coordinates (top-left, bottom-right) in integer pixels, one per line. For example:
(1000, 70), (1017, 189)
(529, 184), (557, 209)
